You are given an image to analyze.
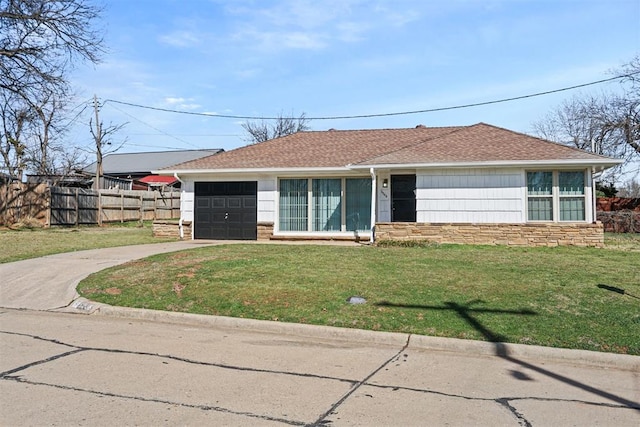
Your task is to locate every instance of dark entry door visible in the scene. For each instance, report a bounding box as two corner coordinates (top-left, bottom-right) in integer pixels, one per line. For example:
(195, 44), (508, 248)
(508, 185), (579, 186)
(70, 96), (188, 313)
(391, 175), (416, 222)
(194, 181), (257, 240)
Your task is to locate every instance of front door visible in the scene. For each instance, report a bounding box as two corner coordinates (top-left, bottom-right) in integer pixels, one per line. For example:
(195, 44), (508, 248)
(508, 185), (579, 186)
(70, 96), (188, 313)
(391, 175), (416, 222)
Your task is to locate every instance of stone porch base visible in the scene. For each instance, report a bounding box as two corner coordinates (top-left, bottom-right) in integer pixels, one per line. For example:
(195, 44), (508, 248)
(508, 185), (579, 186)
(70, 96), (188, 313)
(152, 220), (192, 240)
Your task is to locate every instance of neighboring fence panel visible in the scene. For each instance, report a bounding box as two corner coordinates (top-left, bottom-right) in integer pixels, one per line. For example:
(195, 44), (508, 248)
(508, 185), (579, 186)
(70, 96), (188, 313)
(0, 183), (49, 226)
(49, 187), (99, 226)
(0, 183), (180, 226)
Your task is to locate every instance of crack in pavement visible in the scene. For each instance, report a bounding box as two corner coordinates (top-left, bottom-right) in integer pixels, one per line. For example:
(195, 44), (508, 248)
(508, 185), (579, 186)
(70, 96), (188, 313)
(0, 330), (357, 385)
(309, 336), (411, 426)
(2, 376), (307, 426)
(2, 330), (636, 427)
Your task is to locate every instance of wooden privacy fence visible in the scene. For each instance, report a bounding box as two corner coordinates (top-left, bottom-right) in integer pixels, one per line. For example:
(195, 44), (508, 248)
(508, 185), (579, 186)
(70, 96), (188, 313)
(0, 183), (181, 226)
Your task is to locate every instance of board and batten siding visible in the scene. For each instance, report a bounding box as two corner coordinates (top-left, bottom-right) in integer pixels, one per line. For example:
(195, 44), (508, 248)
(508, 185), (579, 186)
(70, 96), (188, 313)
(415, 168), (525, 223)
(257, 178), (277, 223)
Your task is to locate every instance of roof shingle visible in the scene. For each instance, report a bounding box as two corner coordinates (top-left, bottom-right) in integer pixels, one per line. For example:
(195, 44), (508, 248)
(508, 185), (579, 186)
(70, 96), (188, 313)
(164, 123), (616, 171)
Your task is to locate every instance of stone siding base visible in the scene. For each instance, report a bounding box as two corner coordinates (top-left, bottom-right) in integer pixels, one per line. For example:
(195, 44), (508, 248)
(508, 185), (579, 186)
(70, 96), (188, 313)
(257, 222), (274, 241)
(375, 222), (604, 248)
(153, 220), (192, 240)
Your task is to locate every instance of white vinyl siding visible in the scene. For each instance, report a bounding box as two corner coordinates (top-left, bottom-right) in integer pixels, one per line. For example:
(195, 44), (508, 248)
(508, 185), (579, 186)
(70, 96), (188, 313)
(416, 169), (524, 223)
(257, 179), (276, 223)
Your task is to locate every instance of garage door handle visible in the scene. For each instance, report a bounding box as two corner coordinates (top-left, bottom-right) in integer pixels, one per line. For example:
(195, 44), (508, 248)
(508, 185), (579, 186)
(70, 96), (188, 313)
(224, 212), (229, 220)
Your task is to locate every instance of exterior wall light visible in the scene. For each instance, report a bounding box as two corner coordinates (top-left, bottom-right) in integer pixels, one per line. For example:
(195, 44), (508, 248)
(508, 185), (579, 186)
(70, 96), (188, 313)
(382, 178), (388, 188)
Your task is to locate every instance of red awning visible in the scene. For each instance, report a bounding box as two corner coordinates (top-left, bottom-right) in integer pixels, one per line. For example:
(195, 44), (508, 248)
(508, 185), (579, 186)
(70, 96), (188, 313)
(138, 175), (179, 185)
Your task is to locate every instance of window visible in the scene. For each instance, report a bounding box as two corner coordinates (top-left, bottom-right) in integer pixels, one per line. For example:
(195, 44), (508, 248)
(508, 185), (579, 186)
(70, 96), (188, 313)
(346, 178), (372, 232)
(312, 179), (341, 231)
(527, 171), (553, 221)
(279, 178), (372, 232)
(279, 179), (307, 231)
(526, 171), (586, 222)
(559, 171), (585, 221)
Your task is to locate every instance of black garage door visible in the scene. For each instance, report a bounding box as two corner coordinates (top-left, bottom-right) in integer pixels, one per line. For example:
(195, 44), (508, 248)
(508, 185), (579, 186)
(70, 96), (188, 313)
(194, 181), (257, 240)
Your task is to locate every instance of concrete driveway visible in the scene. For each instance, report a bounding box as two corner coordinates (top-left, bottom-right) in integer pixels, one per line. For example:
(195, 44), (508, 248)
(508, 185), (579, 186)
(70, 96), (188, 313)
(0, 241), (217, 310)
(0, 241), (638, 425)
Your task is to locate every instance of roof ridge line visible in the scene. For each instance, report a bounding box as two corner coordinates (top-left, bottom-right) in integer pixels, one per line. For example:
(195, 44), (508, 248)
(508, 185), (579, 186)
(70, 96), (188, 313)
(353, 125), (470, 166)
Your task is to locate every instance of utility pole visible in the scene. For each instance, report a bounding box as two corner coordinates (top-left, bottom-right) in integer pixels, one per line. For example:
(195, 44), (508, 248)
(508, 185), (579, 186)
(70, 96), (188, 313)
(92, 94), (103, 191)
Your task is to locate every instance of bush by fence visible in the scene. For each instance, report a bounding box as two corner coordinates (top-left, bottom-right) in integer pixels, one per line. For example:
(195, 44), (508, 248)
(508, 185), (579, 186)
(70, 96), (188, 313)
(597, 211), (640, 233)
(596, 197), (640, 233)
(0, 183), (180, 226)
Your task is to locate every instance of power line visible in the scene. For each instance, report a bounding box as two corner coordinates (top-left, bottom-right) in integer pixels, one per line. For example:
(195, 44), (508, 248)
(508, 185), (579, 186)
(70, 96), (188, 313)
(103, 72), (638, 121)
(105, 102), (202, 149)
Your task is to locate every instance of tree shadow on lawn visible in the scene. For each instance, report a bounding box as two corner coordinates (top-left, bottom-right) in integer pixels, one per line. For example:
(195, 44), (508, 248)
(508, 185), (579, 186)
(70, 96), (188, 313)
(375, 299), (640, 412)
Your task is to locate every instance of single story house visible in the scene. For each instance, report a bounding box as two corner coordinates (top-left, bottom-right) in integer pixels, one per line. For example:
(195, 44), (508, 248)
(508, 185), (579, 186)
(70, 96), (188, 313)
(157, 123), (621, 247)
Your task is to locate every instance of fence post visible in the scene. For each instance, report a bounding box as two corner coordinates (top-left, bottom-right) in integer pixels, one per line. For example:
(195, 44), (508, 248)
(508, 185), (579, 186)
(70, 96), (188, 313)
(45, 185), (51, 227)
(75, 188), (79, 227)
(98, 190), (103, 226)
(120, 191), (124, 223)
(140, 193), (144, 222)
(154, 191), (158, 220)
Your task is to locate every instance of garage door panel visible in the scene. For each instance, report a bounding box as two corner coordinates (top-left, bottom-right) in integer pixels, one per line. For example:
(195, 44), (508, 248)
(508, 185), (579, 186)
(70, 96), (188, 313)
(195, 198), (210, 208)
(212, 197), (226, 208)
(227, 197), (242, 208)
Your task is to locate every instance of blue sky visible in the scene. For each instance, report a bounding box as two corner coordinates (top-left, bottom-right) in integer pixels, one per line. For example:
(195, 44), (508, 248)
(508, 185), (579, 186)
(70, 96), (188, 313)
(69, 0), (640, 164)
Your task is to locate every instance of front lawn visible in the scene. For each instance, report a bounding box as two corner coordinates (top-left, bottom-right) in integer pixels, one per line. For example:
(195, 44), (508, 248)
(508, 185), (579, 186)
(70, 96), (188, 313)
(78, 241), (640, 355)
(0, 222), (174, 263)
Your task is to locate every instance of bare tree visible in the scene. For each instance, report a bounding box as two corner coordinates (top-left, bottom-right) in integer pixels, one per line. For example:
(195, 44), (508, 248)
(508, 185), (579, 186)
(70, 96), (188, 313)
(617, 178), (640, 198)
(242, 112), (310, 144)
(532, 55), (640, 183)
(0, 0), (103, 179)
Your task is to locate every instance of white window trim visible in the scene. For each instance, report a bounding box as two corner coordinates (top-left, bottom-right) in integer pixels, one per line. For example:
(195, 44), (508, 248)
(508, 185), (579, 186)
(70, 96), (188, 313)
(526, 170), (587, 223)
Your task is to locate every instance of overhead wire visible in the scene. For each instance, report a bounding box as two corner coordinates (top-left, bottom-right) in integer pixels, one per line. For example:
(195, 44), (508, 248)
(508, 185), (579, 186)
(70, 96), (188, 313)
(103, 72), (639, 121)
(105, 102), (203, 149)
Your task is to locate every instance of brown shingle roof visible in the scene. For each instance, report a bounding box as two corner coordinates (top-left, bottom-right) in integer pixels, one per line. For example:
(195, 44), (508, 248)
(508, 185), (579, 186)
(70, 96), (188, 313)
(164, 123), (616, 171)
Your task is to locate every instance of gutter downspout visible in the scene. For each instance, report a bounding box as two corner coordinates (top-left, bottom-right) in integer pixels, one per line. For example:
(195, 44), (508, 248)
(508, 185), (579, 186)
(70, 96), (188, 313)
(370, 168), (377, 244)
(174, 172), (184, 239)
(591, 167), (598, 224)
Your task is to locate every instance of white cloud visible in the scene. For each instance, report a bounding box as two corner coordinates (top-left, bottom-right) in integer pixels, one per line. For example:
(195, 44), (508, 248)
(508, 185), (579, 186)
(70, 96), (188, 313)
(158, 30), (201, 48)
(163, 97), (201, 110)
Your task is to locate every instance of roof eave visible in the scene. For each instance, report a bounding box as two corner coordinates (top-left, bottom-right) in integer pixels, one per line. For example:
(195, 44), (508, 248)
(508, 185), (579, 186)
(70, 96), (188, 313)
(154, 166), (354, 175)
(350, 159), (623, 170)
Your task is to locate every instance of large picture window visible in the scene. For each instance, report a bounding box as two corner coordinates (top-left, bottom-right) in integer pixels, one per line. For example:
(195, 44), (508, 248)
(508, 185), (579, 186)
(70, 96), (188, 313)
(526, 171), (586, 222)
(279, 178), (371, 233)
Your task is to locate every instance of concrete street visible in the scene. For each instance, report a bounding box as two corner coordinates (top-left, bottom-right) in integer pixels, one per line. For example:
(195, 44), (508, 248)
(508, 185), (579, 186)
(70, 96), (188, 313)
(0, 241), (638, 426)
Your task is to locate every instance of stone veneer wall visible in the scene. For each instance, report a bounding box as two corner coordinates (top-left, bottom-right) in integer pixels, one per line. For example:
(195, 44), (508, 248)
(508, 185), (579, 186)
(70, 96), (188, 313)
(152, 220), (192, 240)
(257, 222), (274, 241)
(375, 222), (604, 247)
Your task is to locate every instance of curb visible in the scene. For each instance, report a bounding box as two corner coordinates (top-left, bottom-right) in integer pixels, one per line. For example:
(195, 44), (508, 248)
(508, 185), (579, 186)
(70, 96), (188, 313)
(70, 298), (639, 372)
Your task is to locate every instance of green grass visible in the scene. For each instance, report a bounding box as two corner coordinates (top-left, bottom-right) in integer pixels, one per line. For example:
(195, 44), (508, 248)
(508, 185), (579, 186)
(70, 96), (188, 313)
(0, 221), (174, 263)
(78, 240), (640, 355)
